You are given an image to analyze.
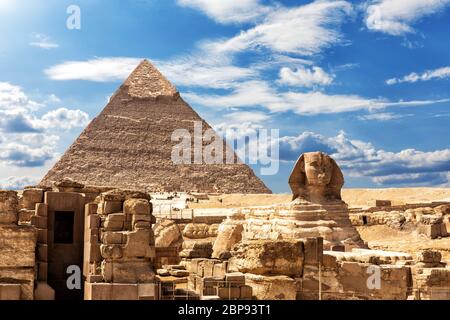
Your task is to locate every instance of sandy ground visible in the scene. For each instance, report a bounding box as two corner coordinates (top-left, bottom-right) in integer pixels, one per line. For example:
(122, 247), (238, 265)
(187, 188), (450, 209)
(357, 225), (450, 262)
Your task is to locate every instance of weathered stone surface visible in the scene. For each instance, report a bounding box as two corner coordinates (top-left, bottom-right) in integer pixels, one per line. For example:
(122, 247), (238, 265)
(0, 191), (18, 224)
(0, 225), (36, 267)
(101, 260), (154, 283)
(418, 250), (442, 263)
(180, 241), (213, 258)
(21, 189), (44, 210)
(183, 223), (215, 239)
(212, 220), (243, 259)
(0, 284), (21, 300)
(39, 60), (270, 194)
(245, 273), (297, 300)
(124, 198), (151, 215)
(228, 240), (304, 276)
(154, 219), (181, 247)
(289, 152), (344, 204)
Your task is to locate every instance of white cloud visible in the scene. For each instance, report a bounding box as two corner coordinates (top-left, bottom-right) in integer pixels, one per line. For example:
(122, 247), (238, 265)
(37, 108), (90, 130)
(224, 111), (270, 123)
(278, 130), (450, 186)
(45, 57), (141, 82)
(156, 54), (256, 89)
(278, 66), (334, 87)
(176, 0), (269, 24)
(357, 112), (409, 121)
(0, 82), (89, 169)
(0, 82), (42, 113)
(29, 33), (59, 49)
(207, 0), (353, 56)
(386, 66), (450, 84)
(0, 176), (39, 190)
(184, 80), (449, 115)
(45, 56), (256, 89)
(365, 0), (450, 36)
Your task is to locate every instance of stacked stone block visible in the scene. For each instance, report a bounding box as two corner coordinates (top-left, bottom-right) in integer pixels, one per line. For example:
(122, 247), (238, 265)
(0, 191), (36, 300)
(84, 190), (158, 300)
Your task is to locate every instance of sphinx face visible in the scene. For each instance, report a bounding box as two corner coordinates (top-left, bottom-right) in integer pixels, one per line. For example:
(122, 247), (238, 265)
(303, 153), (333, 186)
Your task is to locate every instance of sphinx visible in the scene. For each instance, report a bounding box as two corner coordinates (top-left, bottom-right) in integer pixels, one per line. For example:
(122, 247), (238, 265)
(289, 152), (344, 204)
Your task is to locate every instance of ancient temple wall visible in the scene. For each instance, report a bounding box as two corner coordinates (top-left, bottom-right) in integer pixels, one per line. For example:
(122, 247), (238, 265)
(84, 190), (158, 300)
(0, 191), (36, 300)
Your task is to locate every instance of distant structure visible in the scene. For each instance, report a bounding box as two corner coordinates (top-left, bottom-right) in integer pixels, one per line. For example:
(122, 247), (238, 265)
(40, 60), (271, 194)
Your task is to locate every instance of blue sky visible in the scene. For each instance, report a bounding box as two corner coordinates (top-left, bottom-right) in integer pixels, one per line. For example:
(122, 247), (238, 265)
(0, 0), (449, 192)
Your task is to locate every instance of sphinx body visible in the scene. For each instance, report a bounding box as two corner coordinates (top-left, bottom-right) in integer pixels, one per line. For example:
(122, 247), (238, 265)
(212, 152), (365, 256)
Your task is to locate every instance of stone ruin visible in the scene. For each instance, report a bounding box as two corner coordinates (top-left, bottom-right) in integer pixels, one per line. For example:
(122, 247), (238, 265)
(1, 151), (450, 300)
(1, 56), (449, 302)
(212, 152), (365, 256)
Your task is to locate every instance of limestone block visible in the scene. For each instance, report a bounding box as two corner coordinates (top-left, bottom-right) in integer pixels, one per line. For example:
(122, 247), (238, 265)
(102, 231), (124, 245)
(34, 282), (55, 300)
(418, 224), (442, 239)
(0, 191), (19, 218)
(228, 240), (304, 276)
(134, 221), (151, 230)
(19, 209), (35, 224)
(0, 284), (21, 300)
(35, 203), (48, 217)
(0, 225), (36, 268)
(218, 287), (240, 300)
(100, 244), (123, 260)
(31, 215), (47, 229)
(154, 219), (182, 247)
(85, 203), (98, 216)
(420, 215), (443, 225)
(87, 275), (104, 283)
(183, 223), (211, 239)
(138, 283), (157, 300)
(104, 220), (123, 231)
(417, 250), (442, 264)
(0, 268), (34, 300)
(88, 215), (101, 229)
(169, 269), (189, 277)
(157, 269), (170, 276)
(0, 211), (17, 225)
(99, 201), (122, 215)
(225, 272), (245, 286)
(123, 229), (154, 258)
(240, 285), (253, 300)
(101, 260), (154, 283)
(124, 198), (150, 215)
(304, 237), (323, 265)
(212, 221), (243, 259)
(86, 283), (139, 300)
(245, 273), (297, 300)
(21, 189), (44, 210)
(213, 262), (227, 277)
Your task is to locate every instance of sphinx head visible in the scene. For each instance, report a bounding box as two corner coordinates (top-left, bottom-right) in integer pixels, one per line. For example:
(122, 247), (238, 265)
(303, 152), (333, 186)
(288, 152), (344, 203)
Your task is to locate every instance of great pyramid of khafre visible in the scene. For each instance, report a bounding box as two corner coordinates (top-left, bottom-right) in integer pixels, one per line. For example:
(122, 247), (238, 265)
(40, 60), (271, 193)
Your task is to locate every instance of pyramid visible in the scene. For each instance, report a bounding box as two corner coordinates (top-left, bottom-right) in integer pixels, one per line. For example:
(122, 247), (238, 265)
(40, 60), (271, 194)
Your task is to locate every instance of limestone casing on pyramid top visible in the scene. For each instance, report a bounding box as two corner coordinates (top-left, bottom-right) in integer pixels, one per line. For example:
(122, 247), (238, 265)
(123, 59), (179, 99)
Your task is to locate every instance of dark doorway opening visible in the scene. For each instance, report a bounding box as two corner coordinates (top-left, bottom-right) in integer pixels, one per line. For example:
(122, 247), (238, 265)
(54, 211), (74, 244)
(362, 216), (368, 225)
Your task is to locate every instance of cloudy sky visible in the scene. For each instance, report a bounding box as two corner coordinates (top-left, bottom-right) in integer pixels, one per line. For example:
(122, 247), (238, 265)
(0, 0), (449, 192)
